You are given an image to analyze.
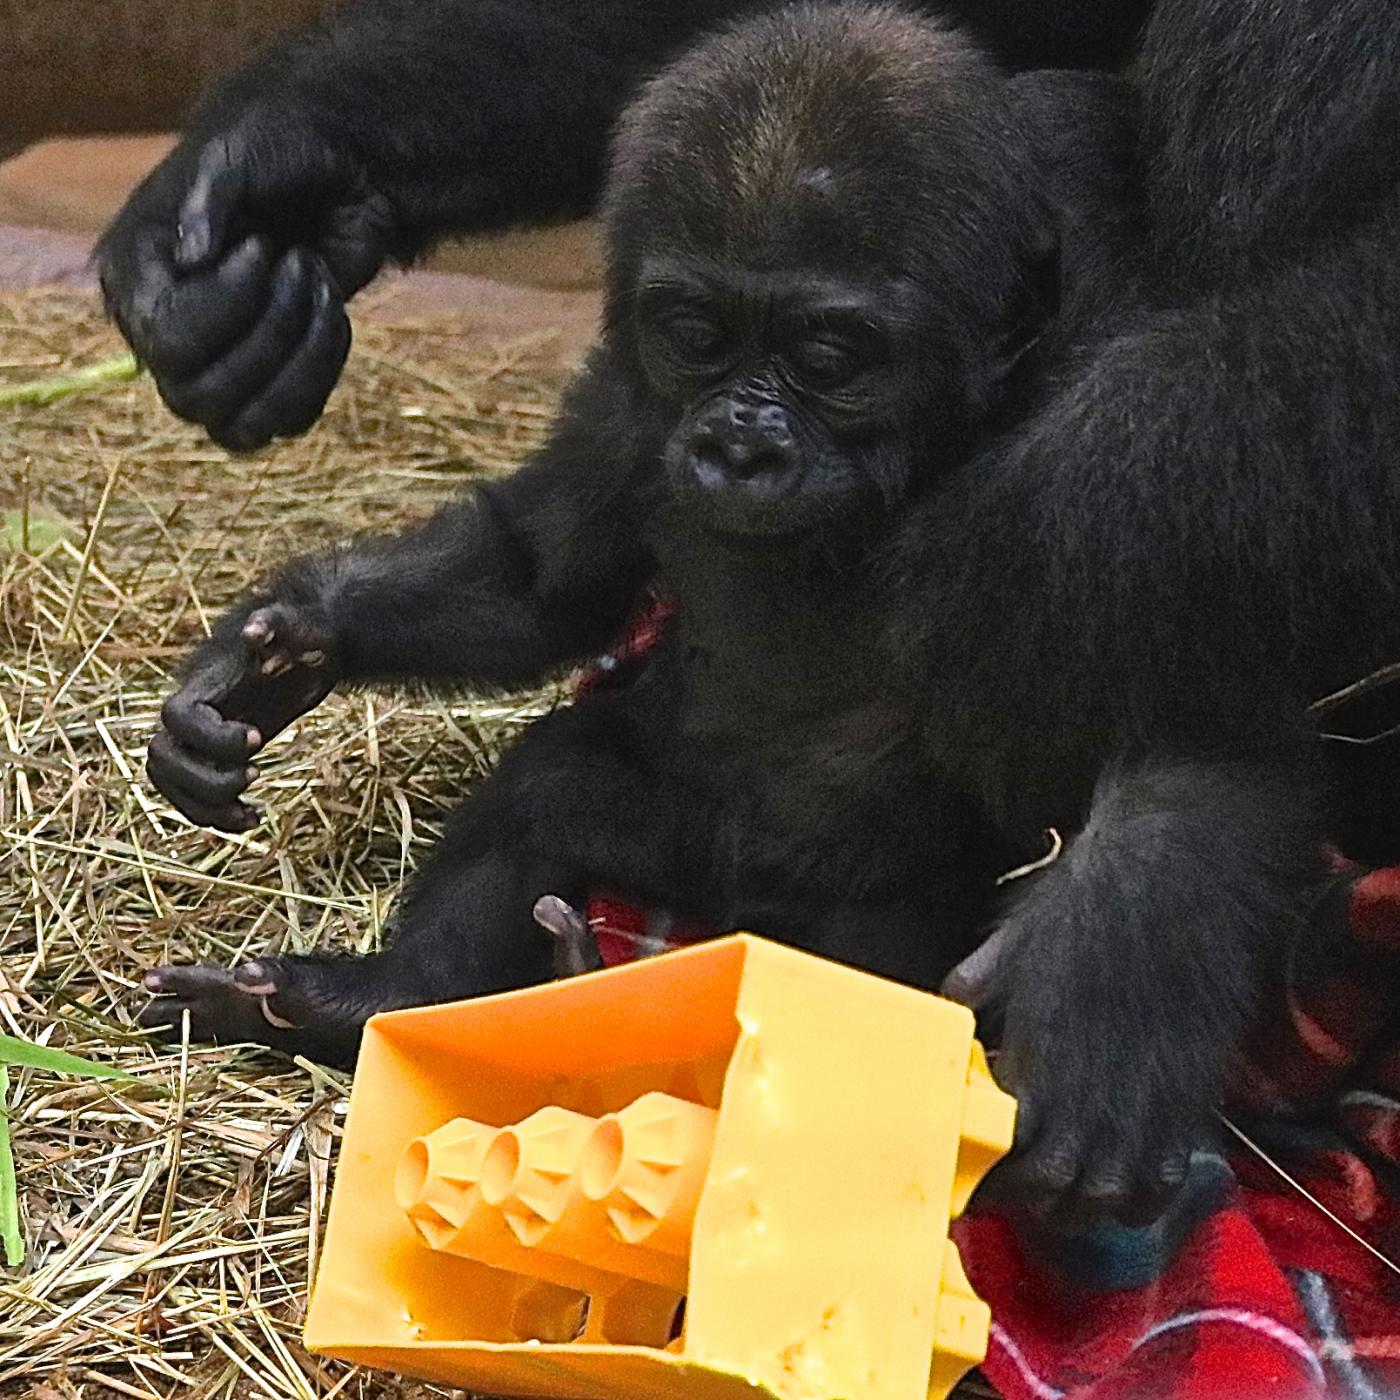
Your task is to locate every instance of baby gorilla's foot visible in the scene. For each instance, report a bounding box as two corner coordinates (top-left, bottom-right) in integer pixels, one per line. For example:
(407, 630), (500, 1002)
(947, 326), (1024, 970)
(138, 955), (376, 1067)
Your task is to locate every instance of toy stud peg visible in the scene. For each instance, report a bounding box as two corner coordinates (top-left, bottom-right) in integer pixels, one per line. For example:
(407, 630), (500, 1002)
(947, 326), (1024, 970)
(480, 1107), (597, 1245)
(394, 1117), (495, 1247)
(579, 1093), (718, 1256)
(928, 1240), (993, 1399)
(949, 1042), (1018, 1217)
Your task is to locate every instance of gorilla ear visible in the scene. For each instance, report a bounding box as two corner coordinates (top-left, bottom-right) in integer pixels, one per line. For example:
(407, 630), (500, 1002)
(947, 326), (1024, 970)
(985, 231), (1061, 397)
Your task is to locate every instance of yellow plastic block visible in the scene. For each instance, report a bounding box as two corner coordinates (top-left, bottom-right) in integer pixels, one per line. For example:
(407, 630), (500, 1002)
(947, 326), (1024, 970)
(305, 933), (1016, 1399)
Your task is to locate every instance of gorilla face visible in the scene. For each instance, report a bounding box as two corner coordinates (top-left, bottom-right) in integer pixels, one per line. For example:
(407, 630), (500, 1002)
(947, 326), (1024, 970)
(603, 7), (1056, 548)
(635, 259), (933, 540)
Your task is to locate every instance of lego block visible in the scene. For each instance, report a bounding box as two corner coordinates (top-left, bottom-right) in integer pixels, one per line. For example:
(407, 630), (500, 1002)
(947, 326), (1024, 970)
(305, 934), (1015, 1399)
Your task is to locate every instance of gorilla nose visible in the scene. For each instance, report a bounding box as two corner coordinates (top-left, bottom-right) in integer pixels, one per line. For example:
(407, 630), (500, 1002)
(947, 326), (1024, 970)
(690, 404), (799, 487)
(693, 436), (792, 482)
(729, 402), (795, 444)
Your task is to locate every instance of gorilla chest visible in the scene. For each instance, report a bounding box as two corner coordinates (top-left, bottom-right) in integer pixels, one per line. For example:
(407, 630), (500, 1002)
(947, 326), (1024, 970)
(644, 627), (934, 870)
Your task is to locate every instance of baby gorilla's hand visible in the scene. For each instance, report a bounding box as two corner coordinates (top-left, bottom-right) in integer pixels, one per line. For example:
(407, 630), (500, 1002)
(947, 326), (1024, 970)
(943, 915), (1201, 1228)
(147, 602), (338, 831)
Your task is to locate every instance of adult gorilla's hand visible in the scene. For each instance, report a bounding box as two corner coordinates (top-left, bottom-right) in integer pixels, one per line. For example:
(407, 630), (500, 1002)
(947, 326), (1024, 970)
(96, 106), (397, 452)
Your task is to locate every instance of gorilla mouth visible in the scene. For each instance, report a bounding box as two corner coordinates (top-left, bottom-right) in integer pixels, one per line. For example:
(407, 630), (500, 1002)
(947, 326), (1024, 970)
(690, 452), (802, 499)
(681, 459), (861, 543)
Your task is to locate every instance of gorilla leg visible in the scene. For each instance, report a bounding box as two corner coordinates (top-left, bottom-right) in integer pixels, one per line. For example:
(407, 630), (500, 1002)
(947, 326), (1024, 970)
(139, 833), (570, 1068)
(139, 701), (725, 1064)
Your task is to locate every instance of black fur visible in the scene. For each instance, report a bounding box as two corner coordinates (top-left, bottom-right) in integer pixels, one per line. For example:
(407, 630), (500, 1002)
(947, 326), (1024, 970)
(94, 0), (1149, 451)
(887, 0), (1400, 1214)
(132, 0), (1400, 1225)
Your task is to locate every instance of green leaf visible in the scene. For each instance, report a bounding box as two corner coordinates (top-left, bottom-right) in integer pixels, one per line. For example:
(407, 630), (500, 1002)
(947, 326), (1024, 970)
(0, 1033), (133, 1081)
(0, 509), (77, 555)
(0, 1065), (20, 1268)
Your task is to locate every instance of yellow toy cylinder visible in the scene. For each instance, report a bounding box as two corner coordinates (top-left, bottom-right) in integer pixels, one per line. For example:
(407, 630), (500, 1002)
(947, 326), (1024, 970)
(394, 1115), (496, 1246)
(579, 1092), (718, 1257)
(395, 1115), (622, 1297)
(479, 1106), (688, 1292)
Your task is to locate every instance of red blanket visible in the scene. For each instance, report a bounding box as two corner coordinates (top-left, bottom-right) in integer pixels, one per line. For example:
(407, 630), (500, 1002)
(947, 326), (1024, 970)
(578, 605), (1400, 1399)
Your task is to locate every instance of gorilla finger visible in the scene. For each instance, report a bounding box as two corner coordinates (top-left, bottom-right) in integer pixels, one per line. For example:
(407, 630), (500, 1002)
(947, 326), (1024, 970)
(242, 603), (331, 662)
(160, 693), (260, 761)
(1120, 1150), (1189, 1227)
(941, 923), (1016, 1007)
(147, 730), (257, 803)
(137, 992), (268, 1046)
(107, 225), (177, 348)
(176, 132), (249, 269)
(143, 236), (274, 383)
(1077, 1160), (1148, 1223)
(136, 998), (195, 1039)
(1016, 1141), (1084, 1212)
(215, 279), (350, 451)
(164, 250), (318, 439)
(179, 793), (259, 834)
(230, 959), (361, 1054)
(230, 961), (307, 1030)
(1071, 1152), (1178, 1227)
(145, 764), (260, 833)
(319, 193), (397, 296)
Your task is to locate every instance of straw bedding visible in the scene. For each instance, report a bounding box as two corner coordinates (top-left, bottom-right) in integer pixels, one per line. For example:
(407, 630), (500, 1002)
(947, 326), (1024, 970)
(0, 284), (573, 1399)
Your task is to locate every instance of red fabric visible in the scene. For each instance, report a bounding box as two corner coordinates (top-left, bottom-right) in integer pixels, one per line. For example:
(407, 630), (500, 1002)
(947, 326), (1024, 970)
(952, 859), (1400, 1399)
(578, 606), (1400, 1399)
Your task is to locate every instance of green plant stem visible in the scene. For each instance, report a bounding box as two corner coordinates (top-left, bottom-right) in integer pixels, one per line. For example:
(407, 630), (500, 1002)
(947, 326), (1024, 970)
(0, 1065), (20, 1268)
(0, 353), (141, 406)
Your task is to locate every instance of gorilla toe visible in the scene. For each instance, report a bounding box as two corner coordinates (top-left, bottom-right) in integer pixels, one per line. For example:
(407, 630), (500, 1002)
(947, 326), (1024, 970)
(138, 956), (370, 1066)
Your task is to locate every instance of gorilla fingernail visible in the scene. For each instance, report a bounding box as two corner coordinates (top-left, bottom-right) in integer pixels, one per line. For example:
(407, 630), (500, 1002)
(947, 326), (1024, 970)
(258, 997), (299, 1030)
(533, 895), (602, 976)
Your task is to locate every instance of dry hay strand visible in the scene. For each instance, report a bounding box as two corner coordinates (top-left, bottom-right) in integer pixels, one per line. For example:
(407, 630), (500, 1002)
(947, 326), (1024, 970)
(0, 284), (578, 1398)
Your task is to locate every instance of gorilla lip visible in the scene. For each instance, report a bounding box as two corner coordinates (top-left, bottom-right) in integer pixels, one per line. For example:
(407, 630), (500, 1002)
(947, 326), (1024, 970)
(690, 454), (799, 498)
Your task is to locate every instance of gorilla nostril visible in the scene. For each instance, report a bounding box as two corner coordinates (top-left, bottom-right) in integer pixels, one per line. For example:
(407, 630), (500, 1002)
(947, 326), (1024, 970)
(728, 402), (758, 429)
(755, 405), (793, 445)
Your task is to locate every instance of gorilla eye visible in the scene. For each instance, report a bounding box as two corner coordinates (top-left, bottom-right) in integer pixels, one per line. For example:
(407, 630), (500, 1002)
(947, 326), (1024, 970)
(663, 310), (727, 362)
(789, 337), (860, 388)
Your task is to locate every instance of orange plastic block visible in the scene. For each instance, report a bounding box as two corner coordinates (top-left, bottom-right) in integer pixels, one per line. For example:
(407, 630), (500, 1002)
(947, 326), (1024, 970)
(305, 933), (1016, 1400)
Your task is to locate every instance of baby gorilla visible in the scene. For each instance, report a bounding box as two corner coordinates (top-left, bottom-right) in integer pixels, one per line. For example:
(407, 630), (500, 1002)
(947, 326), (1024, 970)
(142, 10), (1044, 1068)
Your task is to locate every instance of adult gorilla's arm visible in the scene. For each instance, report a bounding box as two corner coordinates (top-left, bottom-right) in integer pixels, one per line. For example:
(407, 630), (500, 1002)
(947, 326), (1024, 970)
(95, 0), (765, 452)
(97, 0), (1154, 453)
